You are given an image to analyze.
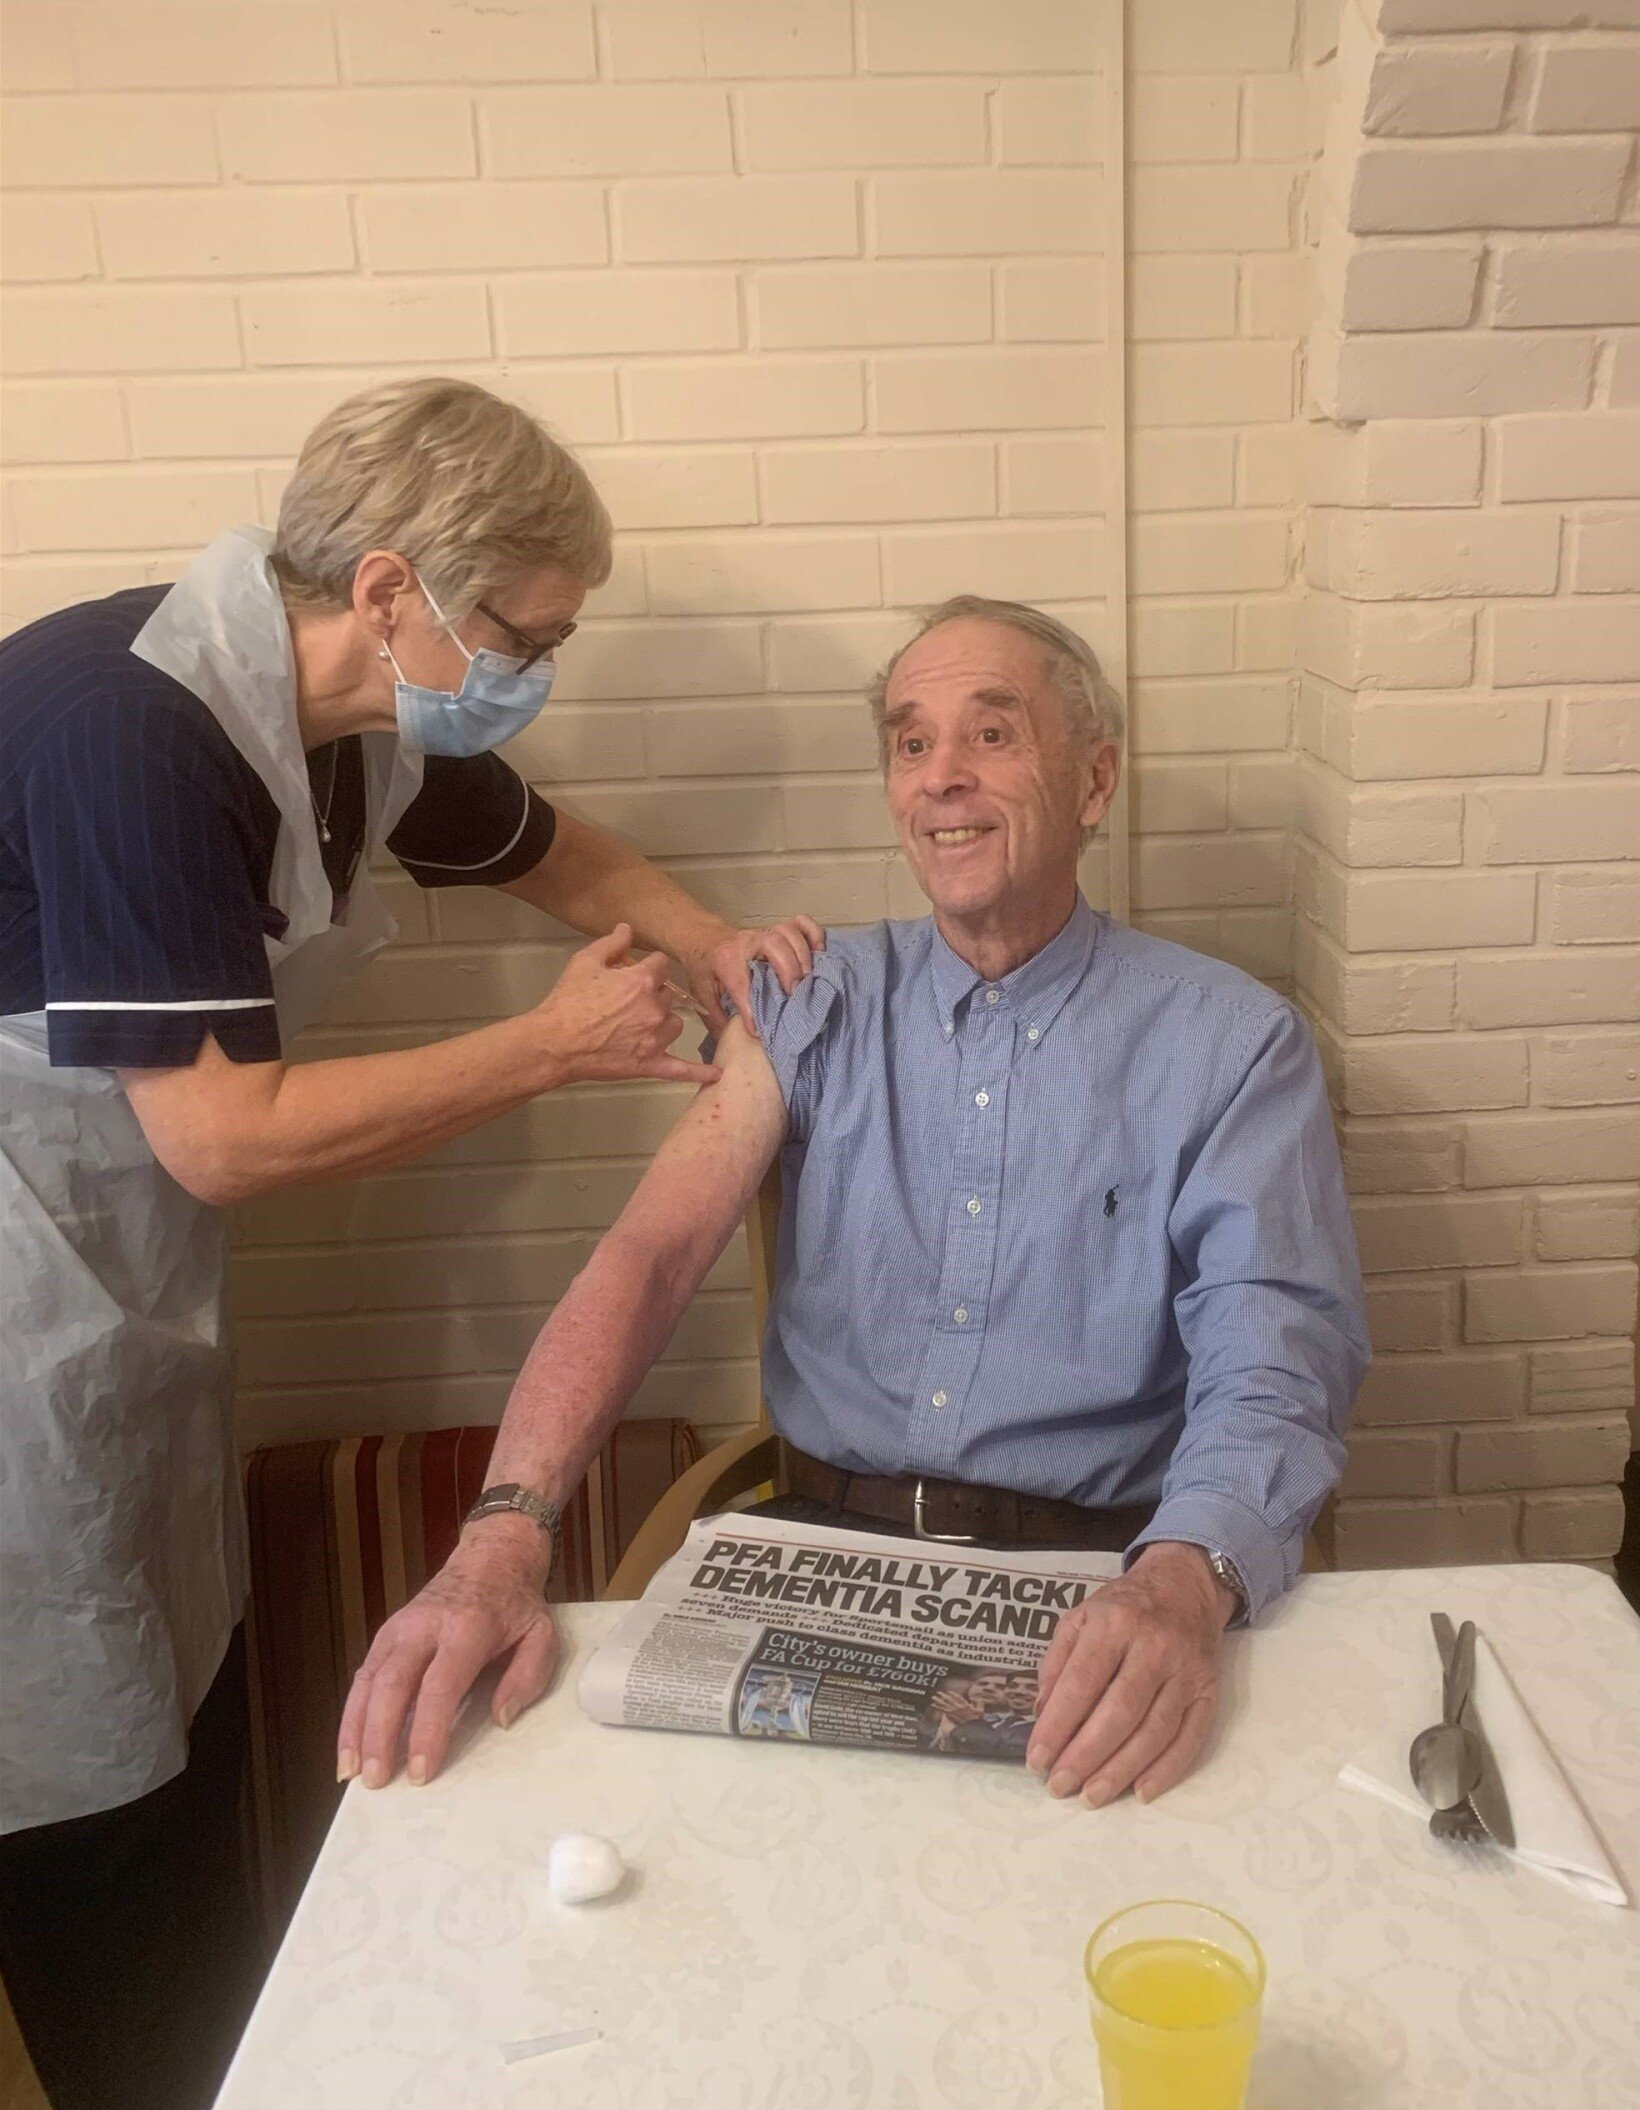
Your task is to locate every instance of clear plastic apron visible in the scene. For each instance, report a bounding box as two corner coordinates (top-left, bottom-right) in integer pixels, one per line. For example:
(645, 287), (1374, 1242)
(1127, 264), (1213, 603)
(0, 529), (422, 1830)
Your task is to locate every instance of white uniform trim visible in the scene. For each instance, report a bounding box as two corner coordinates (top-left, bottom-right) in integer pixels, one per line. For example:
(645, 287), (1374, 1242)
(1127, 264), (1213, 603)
(45, 997), (277, 1011)
(397, 775), (533, 873)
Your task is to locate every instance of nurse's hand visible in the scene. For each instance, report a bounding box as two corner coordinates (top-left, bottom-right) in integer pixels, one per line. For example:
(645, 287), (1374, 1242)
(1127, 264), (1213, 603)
(539, 924), (719, 1087)
(687, 917), (826, 1036)
(337, 1515), (557, 1789)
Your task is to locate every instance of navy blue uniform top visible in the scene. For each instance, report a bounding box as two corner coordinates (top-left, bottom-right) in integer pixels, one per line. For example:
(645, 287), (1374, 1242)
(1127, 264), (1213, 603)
(0, 586), (556, 1069)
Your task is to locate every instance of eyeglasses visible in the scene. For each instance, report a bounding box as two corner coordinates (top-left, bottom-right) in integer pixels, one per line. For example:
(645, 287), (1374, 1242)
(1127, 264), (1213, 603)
(475, 601), (577, 674)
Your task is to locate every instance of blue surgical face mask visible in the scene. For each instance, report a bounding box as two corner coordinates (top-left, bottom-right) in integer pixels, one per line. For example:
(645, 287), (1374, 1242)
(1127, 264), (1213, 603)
(388, 576), (556, 757)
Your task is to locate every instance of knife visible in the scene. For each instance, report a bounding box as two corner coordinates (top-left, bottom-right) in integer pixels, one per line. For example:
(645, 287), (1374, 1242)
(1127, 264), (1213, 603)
(1432, 1611), (1516, 1850)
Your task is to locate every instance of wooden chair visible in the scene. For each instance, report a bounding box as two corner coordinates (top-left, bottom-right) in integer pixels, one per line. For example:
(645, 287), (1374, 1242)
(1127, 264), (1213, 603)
(604, 1164), (1331, 1599)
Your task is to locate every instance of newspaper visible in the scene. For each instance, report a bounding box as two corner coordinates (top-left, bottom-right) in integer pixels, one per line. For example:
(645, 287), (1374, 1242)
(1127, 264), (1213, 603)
(578, 1513), (1122, 1765)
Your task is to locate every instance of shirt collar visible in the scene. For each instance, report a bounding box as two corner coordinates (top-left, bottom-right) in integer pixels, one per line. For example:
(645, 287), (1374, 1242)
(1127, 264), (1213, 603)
(929, 894), (1101, 1047)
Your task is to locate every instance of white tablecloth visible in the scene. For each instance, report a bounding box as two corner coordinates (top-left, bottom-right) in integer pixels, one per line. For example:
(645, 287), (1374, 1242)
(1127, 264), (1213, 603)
(215, 1562), (1640, 2110)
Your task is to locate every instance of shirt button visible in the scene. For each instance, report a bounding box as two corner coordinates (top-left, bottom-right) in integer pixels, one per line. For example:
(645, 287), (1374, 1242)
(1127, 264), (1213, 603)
(974, 1090), (989, 1108)
(985, 988), (1000, 1005)
(942, 1021), (954, 1038)
(931, 1390), (948, 1409)
(953, 1307), (969, 1325)
(1026, 1025), (1040, 1043)
(966, 1197), (982, 1216)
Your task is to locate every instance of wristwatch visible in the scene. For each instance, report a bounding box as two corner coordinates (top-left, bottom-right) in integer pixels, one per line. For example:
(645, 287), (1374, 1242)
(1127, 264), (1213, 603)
(464, 1483), (562, 1546)
(1206, 1548), (1248, 1624)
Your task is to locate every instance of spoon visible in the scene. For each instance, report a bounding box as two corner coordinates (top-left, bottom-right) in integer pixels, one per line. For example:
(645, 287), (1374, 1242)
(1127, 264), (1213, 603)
(1409, 1617), (1483, 1812)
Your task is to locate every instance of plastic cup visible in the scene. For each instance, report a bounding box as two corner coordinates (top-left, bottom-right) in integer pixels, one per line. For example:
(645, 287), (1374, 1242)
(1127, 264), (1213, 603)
(1084, 1898), (1265, 2110)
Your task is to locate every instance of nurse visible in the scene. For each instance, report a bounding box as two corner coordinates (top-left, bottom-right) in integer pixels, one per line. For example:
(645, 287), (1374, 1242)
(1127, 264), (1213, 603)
(0, 375), (821, 2110)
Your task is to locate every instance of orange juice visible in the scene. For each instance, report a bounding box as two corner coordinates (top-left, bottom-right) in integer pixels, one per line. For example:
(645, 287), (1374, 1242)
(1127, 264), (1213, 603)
(1090, 1935), (1260, 2110)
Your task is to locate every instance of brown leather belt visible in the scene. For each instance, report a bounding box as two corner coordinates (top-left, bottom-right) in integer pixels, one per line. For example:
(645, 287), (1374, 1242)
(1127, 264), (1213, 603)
(779, 1441), (1155, 1552)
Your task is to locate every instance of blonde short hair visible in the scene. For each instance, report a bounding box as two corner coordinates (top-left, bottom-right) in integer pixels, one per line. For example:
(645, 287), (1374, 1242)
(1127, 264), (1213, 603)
(273, 377), (613, 616)
(867, 595), (1125, 765)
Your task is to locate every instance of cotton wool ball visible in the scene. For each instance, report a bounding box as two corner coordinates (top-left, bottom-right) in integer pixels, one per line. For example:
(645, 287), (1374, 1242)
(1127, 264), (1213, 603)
(548, 1832), (625, 1905)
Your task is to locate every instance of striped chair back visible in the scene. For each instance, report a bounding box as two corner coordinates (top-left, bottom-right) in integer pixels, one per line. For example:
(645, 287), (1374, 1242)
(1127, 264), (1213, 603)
(243, 1418), (700, 1938)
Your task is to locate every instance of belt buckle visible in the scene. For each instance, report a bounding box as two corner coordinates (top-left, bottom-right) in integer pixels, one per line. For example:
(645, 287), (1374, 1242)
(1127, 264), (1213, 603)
(912, 1478), (977, 1545)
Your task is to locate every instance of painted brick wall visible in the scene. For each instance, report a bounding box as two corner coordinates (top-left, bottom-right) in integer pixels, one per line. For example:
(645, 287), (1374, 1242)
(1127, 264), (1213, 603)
(1298, 0), (1640, 1567)
(2, 0), (1314, 1456)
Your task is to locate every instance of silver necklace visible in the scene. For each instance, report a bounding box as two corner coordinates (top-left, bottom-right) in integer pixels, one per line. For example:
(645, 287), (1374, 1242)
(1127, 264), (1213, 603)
(310, 743), (339, 844)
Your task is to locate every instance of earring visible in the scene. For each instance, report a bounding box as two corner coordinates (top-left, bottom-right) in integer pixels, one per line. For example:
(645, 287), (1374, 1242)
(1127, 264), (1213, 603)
(378, 645), (390, 659)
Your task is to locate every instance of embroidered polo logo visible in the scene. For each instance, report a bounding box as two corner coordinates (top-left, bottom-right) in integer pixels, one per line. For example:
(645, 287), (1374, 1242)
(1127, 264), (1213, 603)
(1104, 1187), (1118, 1218)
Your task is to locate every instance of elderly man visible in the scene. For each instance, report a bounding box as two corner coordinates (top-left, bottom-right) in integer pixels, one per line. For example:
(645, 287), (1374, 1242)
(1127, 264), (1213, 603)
(344, 595), (1369, 1809)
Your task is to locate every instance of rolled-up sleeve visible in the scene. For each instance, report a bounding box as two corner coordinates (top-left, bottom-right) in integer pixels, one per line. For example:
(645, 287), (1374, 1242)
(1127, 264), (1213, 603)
(1125, 1002), (1371, 1621)
(744, 957), (841, 1143)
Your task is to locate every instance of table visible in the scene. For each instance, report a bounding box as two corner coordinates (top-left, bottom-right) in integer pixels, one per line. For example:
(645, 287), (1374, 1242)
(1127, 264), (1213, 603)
(215, 1563), (1640, 2109)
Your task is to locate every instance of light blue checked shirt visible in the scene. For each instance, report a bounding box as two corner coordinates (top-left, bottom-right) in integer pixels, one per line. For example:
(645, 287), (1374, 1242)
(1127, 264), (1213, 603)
(747, 896), (1370, 1621)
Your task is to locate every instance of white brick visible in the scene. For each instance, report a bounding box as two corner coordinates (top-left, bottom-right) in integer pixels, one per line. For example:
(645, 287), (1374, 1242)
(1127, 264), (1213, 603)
(1132, 344), (1295, 426)
(481, 85), (731, 178)
(624, 359), (863, 441)
(1130, 516), (1291, 594)
(1, 95), (218, 185)
(1302, 594), (1476, 689)
(1465, 1263), (1638, 1341)
(587, 449), (764, 534)
(1536, 1191), (1640, 1261)
(1546, 869), (1640, 944)
(1130, 431), (1236, 511)
(9, 466), (260, 552)
(767, 613), (908, 693)
(741, 80), (987, 169)
(1570, 509), (1640, 592)
(1497, 412), (1640, 498)
(336, 0), (595, 81)
(504, 704), (645, 784)
(1236, 597), (1301, 671)
(2, 558), (154, 635)
(1300, 928), (1458, 1031)
(646, 701), (877, 777)
(758, 264), (991, 350)
(1460, 951), (1640, 1027)
(1129, 79), (1240, 163)
(1302, 766), (1465, 865)
(1532, 1338), (1637, 1412)
(861, 0), (1101, 73)
(647, 534), (879, 615)
(1351, 139), (1629, 232)
(1133, 835), (1288, 911)
(1328, 508), (1561, 599)
(124, 374), (375, 458)
(361, 185), (608, 272)
(1366, 39), (1517, 135)
(1, 382), (127, 464)
(1129, 257), (1238, 342)
(1562, 697), (1640, 770)
(0, 1), (74, 90)
(1456, 1417), (1630, 1490)
(1380, 2), (1640, 27)
(1243, 75), (1309, 160)
(783, 779), (897, 850)
(1341, 869), (1538, 951)
(1129, 678), (1293, 754)
(1131, 602), (1237, 678)
(1131, 760), (1229, 834)
(498, 272), (739, 357)
(1529, 38), (1640, 130)
(1131, 168), (1294, 253)
(552, 620), (762, 701)
(1538, 1029), (1640, 1104)
(1474, 782), (1640, 864)
(240, 281), (489, 367)
(573, 784), (785, 857)
(1352, 1351), (1525, 1425)
(1606, 335), (1640, 405)
(72, 0), (335, 84)
(1233, 427), (1299, 511)
(1228, 755), (1297, 828)
(1492, 599), (1640, 684)
(1309, 419), (1487, 511)
(1495, 236), (1640, 327)
(874, 173), (1101, 258)
(220, 90), (476, 182)
(1243, 254), (1312, 337)
(1341, 1119), (1463, 1194)
(3, 286), (242, 374)
(1341, 695), (1542, 783)
(1332, 1498), (1519, 1568)
(1364, 1280), (1456, 1351)
(883, 523), (1102, 606)
(97, 189), (356, 279)
(602, 0), (853, 79)
(1340, 240), (1483, 330)
(0, 195), (99, 283)
(1217, 908), (1292, 985)
(1328, 332), (1596, 419)
(999, 261), (1107, 345)
(1130, 0), (1300, 72)
(442, 365), (619, 445)
(1463, 1109), (1640, 1186)
(1340, 1431), (1450, 1500)
(1343, 1034), (1529, 1114)
(1520, 1490), (1626, 1559)
(1003, 437), (1104, 517)
(993, 77), (1103, 166)
(874, 349), (1103, 435)
(658, 853), (889, 929)
(620, 176), (857, 263)
(766, 443), (996, 525)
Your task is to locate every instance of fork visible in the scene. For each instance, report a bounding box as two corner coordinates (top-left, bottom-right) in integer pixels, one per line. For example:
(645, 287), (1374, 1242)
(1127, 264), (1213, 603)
(1428, 1620), (1491, 1848)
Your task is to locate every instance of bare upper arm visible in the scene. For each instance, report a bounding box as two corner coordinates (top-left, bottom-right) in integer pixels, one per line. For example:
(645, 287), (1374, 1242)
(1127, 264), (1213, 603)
(120, 1034), (284, 1206)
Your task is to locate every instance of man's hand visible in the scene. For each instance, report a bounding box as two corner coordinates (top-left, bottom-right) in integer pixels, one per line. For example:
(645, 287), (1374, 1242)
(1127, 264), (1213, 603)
(686, 917), (826, 1036)
(336, 1514), (559, 1790)
(1026, 1543), (1235, 1808)
(539, 924), (720, 1087)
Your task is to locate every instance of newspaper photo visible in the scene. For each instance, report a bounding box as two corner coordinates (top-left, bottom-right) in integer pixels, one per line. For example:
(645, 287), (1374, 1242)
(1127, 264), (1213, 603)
(578, 1513), (1122, 1765)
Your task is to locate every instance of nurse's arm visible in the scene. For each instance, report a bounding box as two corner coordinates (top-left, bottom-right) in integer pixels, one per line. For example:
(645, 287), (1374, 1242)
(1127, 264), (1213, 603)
(337, 1019), (788, 1789)
(501, 808), (824, 1036)
(119, 925), (716, 1207)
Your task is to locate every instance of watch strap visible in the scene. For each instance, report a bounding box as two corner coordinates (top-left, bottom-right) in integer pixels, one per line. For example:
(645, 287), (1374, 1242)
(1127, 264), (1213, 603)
(464, 1482), (561, 1542)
